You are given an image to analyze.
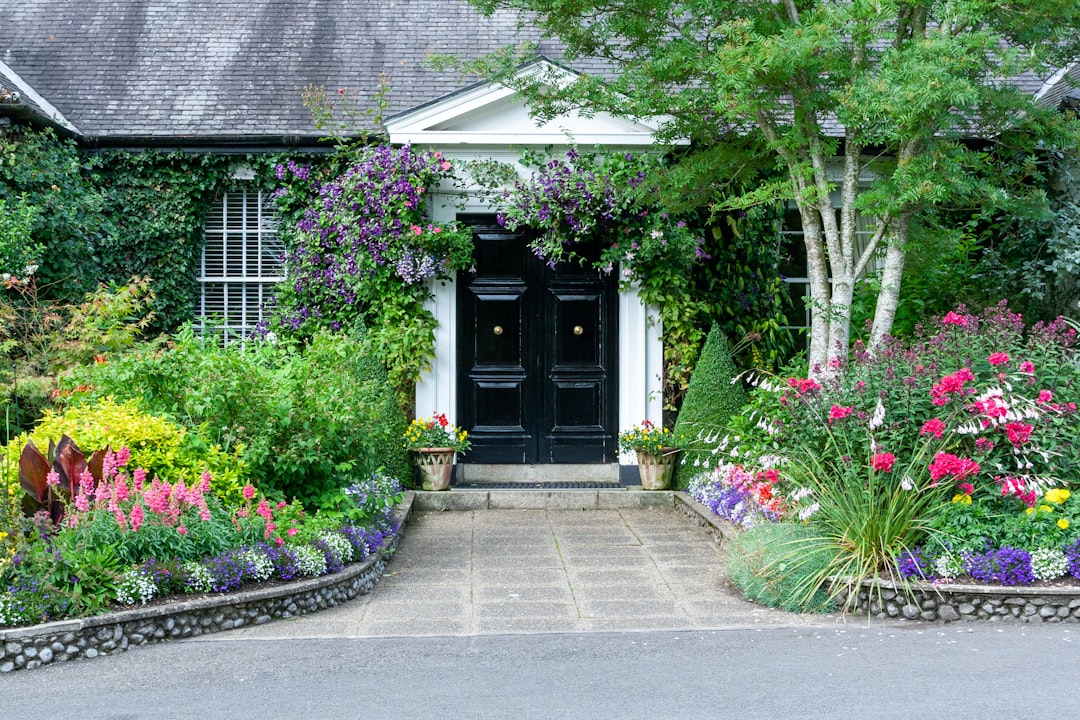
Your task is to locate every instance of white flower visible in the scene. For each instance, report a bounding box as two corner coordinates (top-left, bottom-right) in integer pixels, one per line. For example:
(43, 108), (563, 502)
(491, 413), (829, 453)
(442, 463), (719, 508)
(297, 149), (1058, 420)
(901, 475), (914, 491)
(869, 398), (886, 429)
(798, 502), (820, 521)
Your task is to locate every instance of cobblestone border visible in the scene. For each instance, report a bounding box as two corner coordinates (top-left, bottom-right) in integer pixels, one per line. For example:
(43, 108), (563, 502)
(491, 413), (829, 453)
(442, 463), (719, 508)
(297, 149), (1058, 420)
(673, 491), (1080, 624)
(836, 577), (1080, 623)
(0, 493), (414, 673)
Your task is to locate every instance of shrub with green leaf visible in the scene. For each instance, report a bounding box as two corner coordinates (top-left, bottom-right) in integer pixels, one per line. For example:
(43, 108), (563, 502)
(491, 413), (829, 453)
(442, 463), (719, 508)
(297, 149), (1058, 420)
(2, 398), (248, 503)
(66, 327), (409, 507)
(674, 324), (748, 487)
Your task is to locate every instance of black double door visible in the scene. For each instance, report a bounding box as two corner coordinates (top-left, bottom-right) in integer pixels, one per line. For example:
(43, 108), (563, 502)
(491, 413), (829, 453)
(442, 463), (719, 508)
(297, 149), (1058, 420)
(457, 222), (618, 464)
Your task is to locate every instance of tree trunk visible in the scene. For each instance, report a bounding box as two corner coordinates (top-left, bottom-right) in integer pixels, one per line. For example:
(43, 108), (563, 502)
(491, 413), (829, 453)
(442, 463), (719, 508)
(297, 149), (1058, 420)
(869, 215), (908, 352)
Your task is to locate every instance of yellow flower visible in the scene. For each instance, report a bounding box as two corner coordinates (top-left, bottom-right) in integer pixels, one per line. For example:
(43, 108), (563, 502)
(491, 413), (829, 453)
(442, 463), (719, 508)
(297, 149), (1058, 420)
(1045, 488), (1071, 504)
(952, 493), (972, 505)
(1026, 507), (1035, 515)
(1059, 518), (1070, 530)
(1039, 504), (1053, 513)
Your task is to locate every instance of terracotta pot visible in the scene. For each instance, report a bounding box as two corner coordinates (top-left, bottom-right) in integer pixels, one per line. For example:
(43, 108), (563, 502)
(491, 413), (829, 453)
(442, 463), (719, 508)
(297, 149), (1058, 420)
(635, 447), (678, 490)
(414, 447), (456, 491)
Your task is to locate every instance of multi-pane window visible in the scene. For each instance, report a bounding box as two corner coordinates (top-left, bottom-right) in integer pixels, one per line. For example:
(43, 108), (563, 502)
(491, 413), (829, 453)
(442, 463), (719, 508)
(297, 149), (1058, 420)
(779, 204), (878, 335)
(198, 189), (285, 342)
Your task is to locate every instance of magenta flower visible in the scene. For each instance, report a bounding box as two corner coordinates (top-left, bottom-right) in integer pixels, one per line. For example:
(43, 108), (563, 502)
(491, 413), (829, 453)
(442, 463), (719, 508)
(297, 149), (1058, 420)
(242, 484), (257, 500)
(987, 352), (1010, 366)
(941, 311), (968, 326)
(920, 418), (946, 438)
(1004, 422), (1033, 446)
(871, 452), (896, 473)
(828, 405), (854, 422)
(1037, 389), (1053, 404)
(1019, 360), (1035, 374)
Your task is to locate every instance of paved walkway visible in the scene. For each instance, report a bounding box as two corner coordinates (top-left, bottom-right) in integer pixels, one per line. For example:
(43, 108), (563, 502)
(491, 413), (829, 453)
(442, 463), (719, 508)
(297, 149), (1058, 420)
(227, 507), (828, 639)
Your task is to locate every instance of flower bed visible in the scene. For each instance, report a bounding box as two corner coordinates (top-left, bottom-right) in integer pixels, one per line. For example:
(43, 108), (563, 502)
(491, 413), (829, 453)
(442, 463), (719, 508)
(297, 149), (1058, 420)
(0, 493), (412, 673)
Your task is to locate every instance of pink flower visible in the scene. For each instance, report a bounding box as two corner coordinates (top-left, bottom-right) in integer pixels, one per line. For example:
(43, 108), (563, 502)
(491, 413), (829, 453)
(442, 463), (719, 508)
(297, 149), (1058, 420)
(200, 472), (212, 494)
(973, 394), (1008, 420)
(440, 161), (451, 171)
(133, 467), (146, 491)
(410, 224), (423, 236)
(242, 484), (256, 500)
(287, 527), (298, 537)
(871, 452), (896, 473)
(958, 482), (974, 496)
(46, 470), (60, 487)
(786, 377), (821, 394)
(264, 521), (276, 540)
(1004, 421), (1033, 446)
(116, 447), (131, 467)
(1019, 361), (1035, 375)
(276, 537), (285, 547)
(942, 311), (968, 326)
(975, 437), (995, 452)
(987, 352), (1010, 366)
(256, 499), (272, 521)
(276, 501), (287, 510)
(130, 503), (144, 532)
(828, 405), (854, 422)
(177, 525), (188, 536)
(1037, 390), (1053, 404)
(920, 418), (946, 438)
(931, 368), (974, 405)
(113, 509), (128, 532)
(929, 452), (980, 482)
(75, 494), (90, 513)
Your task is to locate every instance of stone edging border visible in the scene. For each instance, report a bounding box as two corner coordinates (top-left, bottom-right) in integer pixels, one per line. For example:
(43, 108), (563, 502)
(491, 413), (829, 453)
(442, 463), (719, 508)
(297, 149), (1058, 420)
(0, 492), (415, 673)
(672, 490), (1080, 624)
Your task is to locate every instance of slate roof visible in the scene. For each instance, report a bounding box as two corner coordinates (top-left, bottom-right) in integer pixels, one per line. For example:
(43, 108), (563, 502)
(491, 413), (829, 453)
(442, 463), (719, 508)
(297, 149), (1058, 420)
(0, 0), (575, 145)
(0, 1), (1069, 147)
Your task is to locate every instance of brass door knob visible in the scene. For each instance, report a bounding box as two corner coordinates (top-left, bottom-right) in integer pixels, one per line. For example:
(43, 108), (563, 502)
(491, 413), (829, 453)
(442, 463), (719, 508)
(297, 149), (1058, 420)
(493, 325), (503, 336)
(573, 325), (584, 336)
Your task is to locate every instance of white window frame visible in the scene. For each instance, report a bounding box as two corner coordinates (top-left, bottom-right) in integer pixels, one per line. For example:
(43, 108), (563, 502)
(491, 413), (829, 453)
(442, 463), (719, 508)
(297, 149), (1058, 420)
(198, 188), (284, 342)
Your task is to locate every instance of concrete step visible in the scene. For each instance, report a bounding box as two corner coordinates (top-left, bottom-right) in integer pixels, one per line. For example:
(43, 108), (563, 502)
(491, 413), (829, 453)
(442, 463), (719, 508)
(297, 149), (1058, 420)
(458, 463), (622, 483)
(413, 488), (674, 511)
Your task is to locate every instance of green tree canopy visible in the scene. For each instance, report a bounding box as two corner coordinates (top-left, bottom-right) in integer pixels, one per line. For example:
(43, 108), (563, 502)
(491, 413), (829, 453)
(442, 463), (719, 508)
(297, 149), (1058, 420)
(458, 0), (1080, 374)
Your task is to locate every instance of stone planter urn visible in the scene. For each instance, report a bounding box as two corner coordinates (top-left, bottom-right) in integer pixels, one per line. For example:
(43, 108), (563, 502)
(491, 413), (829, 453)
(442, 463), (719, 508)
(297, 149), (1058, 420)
(635, 447), (678, 490)
(414, 447), (456, 491)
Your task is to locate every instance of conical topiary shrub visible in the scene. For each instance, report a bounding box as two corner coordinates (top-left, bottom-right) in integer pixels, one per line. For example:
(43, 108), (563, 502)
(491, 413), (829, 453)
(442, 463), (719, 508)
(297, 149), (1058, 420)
(673, 324), (748, 488)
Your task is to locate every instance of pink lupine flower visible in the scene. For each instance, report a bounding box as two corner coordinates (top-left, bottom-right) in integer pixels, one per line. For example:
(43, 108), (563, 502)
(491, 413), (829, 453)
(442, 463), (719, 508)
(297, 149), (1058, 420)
(133, 467), (146, 491)
(75, 494), (90, 512)
(256, 499), (272, 521)
(114, 475), (129, 503)
(79, 469), (95, 497)
(113, 509), (128, 532)
(200, 472), (212, 494)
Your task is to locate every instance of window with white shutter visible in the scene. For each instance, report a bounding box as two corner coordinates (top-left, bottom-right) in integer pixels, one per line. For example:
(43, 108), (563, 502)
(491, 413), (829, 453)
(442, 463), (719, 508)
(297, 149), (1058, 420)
(198, 189), (285, 342)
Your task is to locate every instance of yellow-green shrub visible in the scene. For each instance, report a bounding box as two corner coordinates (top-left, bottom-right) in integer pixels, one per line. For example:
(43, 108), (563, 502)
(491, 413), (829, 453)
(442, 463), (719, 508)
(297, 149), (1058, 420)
(2, 398), (247, 503)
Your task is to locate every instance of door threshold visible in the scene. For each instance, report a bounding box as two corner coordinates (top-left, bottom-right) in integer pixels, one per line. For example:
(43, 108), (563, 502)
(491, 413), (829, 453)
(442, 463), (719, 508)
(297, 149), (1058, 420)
(458, 463), (624, 484)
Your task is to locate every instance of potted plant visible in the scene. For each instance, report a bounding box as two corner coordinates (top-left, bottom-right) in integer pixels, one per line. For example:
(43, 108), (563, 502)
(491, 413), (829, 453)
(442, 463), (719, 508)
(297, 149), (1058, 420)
(619, 420), (680, 490)
(403, 412), (471, 491)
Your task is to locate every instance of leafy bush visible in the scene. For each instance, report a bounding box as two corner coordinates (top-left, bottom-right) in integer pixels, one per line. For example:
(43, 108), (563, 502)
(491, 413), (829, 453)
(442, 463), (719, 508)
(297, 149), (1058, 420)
(714, 302), (1080, 603)
(674, 324), (748, 486)
(2, 398), (247, 503)
(725, 522), (836, 614)
(67, 327), (409, 506)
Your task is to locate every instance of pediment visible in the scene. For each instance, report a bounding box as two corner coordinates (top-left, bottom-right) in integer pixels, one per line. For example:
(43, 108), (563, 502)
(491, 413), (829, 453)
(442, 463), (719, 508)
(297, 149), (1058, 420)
(386, 61), (670, 147)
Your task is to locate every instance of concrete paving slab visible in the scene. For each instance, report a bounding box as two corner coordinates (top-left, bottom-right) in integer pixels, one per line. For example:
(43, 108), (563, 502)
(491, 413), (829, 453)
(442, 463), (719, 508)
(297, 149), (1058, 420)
(216, 502), (833, 642)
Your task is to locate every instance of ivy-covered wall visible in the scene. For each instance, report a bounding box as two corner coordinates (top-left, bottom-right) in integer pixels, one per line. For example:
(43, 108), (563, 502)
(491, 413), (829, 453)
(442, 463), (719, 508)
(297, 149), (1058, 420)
(0, 124), (312, 331)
